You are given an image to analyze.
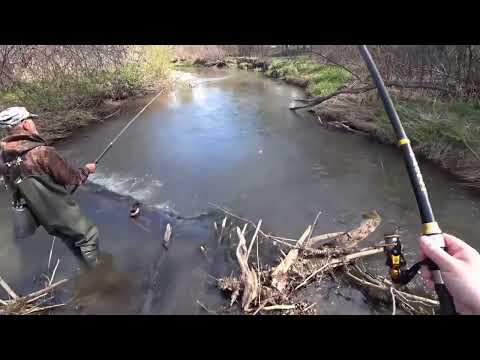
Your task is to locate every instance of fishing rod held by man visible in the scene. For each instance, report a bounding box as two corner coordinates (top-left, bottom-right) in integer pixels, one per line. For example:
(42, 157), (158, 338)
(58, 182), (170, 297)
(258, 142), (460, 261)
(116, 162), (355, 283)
(70, 90), (164, 195)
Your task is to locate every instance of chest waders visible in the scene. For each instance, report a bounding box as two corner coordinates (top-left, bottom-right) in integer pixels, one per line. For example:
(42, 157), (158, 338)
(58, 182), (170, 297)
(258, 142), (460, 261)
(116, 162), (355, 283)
(3, 148), (99, 267)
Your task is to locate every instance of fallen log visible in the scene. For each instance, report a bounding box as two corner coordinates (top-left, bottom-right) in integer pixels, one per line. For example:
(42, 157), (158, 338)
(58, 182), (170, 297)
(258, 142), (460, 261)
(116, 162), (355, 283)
(308, 210), (381, 249)
(289, 82), (451, 110)
(307, 232), (344, 246)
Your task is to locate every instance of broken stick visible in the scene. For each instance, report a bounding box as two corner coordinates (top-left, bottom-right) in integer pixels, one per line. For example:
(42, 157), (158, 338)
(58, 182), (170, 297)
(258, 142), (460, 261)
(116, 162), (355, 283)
(236, 227), (259, 311)
(271, 226), (311, 292)
(0, 275), (18, 300)
(247, 219), (262, 258)
(163, 223), (172, 249)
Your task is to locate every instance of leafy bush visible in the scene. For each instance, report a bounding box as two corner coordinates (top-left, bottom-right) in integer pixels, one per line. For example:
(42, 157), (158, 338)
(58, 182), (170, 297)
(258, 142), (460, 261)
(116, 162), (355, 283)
(0, 46), (173, 139)
(265, 57), (351, 96)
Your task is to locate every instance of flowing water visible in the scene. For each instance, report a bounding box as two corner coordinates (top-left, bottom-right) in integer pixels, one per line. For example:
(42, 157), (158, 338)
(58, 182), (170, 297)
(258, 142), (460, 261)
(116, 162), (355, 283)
(1, 68), (480, 314)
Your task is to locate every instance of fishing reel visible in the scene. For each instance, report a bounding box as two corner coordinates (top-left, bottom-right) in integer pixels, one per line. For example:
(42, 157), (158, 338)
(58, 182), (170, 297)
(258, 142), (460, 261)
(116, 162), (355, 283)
(383, 230), (426, 285)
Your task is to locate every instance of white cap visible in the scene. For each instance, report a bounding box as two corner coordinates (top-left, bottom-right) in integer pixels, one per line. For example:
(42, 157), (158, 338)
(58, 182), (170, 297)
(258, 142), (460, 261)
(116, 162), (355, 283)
(0, 107), (38, 129)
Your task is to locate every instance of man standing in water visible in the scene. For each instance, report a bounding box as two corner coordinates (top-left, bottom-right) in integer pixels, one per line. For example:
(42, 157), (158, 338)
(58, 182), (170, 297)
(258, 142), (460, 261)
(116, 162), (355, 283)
(0, 107), (101, 268)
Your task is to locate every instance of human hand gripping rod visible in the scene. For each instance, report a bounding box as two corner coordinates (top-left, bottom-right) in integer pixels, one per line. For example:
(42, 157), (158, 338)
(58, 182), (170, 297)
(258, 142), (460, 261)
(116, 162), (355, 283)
(70, 90), (164, 195)
(358, 46), (456, 315)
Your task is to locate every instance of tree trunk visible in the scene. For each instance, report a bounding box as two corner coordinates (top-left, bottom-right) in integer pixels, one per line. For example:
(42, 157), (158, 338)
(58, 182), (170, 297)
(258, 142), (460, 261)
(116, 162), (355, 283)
(466, 45), (473, 95)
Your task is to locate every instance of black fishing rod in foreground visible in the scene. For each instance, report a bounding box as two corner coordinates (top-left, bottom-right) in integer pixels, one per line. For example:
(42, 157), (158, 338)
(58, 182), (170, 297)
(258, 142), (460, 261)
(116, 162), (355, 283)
(358, 45), (456, 315)
(71, 90), (164, 195)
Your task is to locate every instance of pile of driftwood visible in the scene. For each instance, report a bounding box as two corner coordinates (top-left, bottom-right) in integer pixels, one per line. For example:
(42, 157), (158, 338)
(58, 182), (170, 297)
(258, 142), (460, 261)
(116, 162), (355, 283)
(0, 238), (68, 315)
(0, 276), (67, 315)
(210, 205), (439, 315)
